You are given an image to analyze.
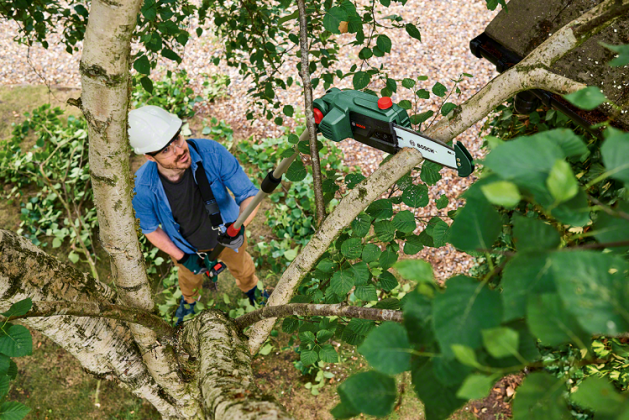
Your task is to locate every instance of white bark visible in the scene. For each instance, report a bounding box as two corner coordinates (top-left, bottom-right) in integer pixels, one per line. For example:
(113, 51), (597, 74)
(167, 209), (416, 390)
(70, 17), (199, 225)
(181, 311), (294, 420)
(80, 1), (200, 416)
(0, 230), (179, 418)
(246, 0), (625, 354)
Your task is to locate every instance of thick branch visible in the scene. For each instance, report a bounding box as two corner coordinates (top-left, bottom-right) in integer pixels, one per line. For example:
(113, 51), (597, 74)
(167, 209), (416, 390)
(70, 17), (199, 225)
(297, 0), (326, 226)
(181, 311), (294, 420)
(7, 301), (174, 338)
(235, 303), (403, 330)
(246, 0), (627, 354)
(573, 1), (629, 38)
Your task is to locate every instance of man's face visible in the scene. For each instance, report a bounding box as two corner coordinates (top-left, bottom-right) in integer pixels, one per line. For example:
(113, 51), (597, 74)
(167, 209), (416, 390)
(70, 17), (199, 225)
(145, 134), (191, 170)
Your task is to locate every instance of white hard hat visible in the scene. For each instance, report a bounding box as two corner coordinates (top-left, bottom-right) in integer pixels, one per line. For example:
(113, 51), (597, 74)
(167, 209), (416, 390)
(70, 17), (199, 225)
(128, 106), (182, 154)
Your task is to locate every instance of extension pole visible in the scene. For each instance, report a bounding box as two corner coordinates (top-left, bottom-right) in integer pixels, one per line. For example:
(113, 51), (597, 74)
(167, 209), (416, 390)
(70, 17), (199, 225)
(207, 129), (309, 261)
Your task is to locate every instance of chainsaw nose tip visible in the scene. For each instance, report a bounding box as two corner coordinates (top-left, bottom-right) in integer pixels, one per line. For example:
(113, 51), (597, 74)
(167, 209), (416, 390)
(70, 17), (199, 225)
(378, 97), (393, 110)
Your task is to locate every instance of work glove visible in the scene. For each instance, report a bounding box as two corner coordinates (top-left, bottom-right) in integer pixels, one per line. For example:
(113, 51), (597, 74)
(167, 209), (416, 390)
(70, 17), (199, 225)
(177, 253), (207, 275)
(175, 296), (196, 326)
(245, 286), (270, 307)
(218, 222), (245, 250)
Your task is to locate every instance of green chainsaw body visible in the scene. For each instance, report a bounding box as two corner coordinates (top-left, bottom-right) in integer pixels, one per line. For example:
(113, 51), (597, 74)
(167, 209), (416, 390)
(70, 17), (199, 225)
(313, 87), (475, 177)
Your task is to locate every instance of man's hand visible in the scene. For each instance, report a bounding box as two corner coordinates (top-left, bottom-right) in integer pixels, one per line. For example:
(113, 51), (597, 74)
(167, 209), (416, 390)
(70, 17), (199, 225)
(177, 253), (207, 275)
(218, 223), (245, 250)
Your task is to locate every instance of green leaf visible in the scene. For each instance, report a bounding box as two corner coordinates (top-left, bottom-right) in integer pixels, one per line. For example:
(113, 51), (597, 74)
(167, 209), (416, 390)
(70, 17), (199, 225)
(394, 260), (433, 283)
(482, 327), (519, 359)
(434, 276), (503, 357)
(341, 238), (363, 259)
(410, 111), (433, 125)
(366, 199), (393, 220)
(436, 194), (449, 209)
(286, 159), (307, 181)
(547, 159), (579, 203)
(403, 235), (423, 255)
(527, 293), (589, 347)
(0, 401), (31, 420)
(52, 237), (62, 248)
(451, 344), (480, 368)
(415, 89), (430, 99)
(358, 47), (373, 60)
(345, 173), (366, 189)
(456, 374), (494, 400)
(355, 284), (377, 302)
(133, 55), (151, 75)
(601, 130), (629, 185)
(551, 189), (590, 227)
(432, 82), (447, 97)
(375, 298), (401, 310)
(402, 184), (429, 208)
(323, 7), (348, 34)
(601, 42), (629, 67)
(352, 71), (371, 90)
(317, 330), (334, 343)
(512, 372), (572, 419)
(2, 298), (32, 318)
(501, 253), (556, 322)
(288, 134), (300, 145)
(398, 100), (412, 110)
(300, 331), (316, 345)
(571, 376), (626, 415)
(426, 217), (449, 248)
(362, 243), (381, 263)
(161, 48), (181, 63)
(283, 105), (294, 117)
(338, 371), (397, 417)
(352, 262), (370, 285)
(359, 323), (410, 375)
(319, 344), (339, 363)
(282, 317), (299, 333)
(0, 375), (8, 400)
(481, 181), (521, 208)
(420, 161), (442, 185)
(593, 202), (629, 253)
(441, 102), (457, 116)
(68, 252), (79, 264)
(0, 325), (31, 357)
(448, 196), (501, 253)
(329, 266), (355, 296)
(376, 35), (392, 53)
(512, 215), (560, 252)
(301, 349), (319, 366)
(402, 291), (434, 346)
(351, 212), (372, 237)
(412, 359), (467, 420)
(551, 251), (629, 335)
(543, 129), (589, 159)
(377, 271), (398, 292)
(405, 23), (421, 41)
(402, 78), (416, 89)
(378, 245), (398, 270)
(392, 210), (416, 233)
(563, 86), (607, 110)
(374, 220), (395, 242)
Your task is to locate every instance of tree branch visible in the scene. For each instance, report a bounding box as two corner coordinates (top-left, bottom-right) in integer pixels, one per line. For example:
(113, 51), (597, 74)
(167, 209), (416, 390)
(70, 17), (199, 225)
(7, 301), (174, 339)
(246, 0), (629, 355)
(297, 0), (326, 226)
(235, 303), (403, 330)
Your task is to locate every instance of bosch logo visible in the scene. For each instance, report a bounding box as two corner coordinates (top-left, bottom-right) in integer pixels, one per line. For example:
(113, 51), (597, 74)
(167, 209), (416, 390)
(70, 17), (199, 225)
(417, 143), (435, 154)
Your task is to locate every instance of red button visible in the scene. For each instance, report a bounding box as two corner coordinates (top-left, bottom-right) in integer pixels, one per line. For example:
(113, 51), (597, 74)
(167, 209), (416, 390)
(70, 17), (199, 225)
(314, 108), (324, 124)
(378, 97), (393, 109)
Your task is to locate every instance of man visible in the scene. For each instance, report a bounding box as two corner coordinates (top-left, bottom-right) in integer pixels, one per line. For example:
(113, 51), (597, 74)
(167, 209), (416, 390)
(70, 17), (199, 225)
(129, 105), (265, 325)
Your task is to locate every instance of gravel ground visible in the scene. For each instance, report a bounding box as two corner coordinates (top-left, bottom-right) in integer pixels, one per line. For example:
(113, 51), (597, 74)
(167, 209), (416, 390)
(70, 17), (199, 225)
(0, 0), (500, 280)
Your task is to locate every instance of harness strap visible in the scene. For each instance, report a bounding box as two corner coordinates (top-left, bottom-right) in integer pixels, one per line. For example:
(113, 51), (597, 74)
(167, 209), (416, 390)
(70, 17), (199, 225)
(187, 140), (223, 228)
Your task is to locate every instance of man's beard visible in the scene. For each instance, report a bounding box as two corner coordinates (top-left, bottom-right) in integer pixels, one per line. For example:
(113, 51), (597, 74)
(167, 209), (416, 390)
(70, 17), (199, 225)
(159, 150), (191, 170)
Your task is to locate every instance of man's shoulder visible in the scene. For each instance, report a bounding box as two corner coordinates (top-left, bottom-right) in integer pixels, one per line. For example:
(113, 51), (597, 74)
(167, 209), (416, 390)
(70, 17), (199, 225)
(134, 161), (157, 190)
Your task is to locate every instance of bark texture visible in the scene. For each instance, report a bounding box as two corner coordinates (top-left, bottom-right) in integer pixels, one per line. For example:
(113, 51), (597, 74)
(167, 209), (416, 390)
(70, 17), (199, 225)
(246, 0), (623, 354)
(80, 0), (198, 416)
(0, 230), (179, 418)
(181, 311), (294, 420)
(235, 304), (403, 330)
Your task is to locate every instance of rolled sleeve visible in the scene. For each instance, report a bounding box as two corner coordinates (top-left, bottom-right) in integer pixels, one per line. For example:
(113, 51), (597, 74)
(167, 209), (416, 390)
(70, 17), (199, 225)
(216, 143), (259, 205)
(132, 189), (160, 234)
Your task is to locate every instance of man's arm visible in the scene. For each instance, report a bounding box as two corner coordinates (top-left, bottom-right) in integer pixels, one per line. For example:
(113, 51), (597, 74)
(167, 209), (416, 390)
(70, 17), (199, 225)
(239, 196), (260, 227)
(145, 227), (185, 261)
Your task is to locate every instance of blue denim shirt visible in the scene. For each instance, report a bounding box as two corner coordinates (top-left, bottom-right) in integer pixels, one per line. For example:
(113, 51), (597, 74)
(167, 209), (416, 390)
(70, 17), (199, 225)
(132, 139), (259, 254)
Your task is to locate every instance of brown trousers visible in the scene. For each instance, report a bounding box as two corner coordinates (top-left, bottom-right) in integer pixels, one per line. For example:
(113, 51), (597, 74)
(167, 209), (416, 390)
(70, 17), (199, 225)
(173, 235), (258, 302)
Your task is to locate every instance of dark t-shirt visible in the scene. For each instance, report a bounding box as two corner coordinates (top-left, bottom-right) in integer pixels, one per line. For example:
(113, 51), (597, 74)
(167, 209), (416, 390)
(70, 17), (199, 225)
(159, 168), (218, 250)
